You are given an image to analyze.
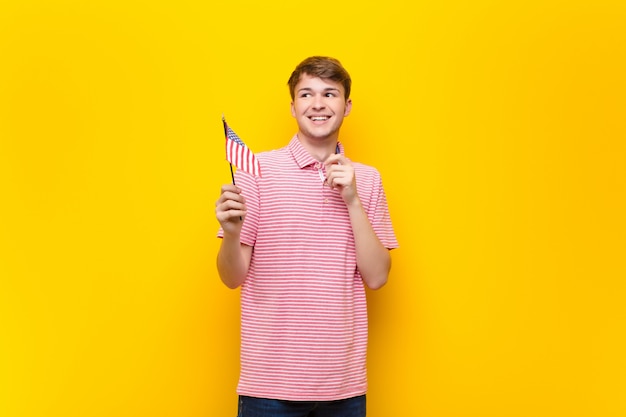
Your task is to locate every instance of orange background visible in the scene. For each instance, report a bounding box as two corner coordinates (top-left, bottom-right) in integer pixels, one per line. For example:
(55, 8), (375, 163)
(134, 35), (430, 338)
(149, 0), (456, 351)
(1, 1), (625, 416)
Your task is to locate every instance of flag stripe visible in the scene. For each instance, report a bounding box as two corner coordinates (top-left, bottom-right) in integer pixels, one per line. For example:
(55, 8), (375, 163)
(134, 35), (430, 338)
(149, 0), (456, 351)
(224, 122), (261, 177)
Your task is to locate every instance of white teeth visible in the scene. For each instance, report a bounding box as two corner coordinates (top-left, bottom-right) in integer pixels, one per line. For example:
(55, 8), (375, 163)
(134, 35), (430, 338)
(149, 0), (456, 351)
(311, 116), (329, 121)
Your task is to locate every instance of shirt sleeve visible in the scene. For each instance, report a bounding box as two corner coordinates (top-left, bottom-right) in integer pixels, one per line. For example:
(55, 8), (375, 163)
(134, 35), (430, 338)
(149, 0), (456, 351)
(369, 170), (399, 250)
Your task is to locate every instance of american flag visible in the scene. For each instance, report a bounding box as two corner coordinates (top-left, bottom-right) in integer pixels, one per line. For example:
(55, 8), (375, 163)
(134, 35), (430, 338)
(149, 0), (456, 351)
(223, 120), (262, 177)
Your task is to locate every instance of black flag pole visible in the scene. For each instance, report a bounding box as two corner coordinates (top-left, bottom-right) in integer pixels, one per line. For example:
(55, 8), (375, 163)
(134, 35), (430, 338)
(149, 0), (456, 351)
(222, 114), (237, 186)
(222, 114), (242, 220)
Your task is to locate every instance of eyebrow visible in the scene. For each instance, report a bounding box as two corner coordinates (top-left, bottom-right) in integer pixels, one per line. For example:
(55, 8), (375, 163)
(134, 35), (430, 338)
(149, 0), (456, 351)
(297, 87), (341, 93)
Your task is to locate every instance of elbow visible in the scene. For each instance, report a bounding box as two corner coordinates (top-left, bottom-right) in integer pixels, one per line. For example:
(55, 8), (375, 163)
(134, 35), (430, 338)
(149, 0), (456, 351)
(223, 280), (242, 290)
(363, 255), (391, 290)
(220, 275), (245, 289)
(363, 266), (390, 290)
(217, 263), (245, 289)
(365, 275), (388, 290)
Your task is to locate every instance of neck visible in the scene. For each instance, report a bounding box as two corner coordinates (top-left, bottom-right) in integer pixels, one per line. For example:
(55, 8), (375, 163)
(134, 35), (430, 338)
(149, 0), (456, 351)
(296, 133), (338, 161)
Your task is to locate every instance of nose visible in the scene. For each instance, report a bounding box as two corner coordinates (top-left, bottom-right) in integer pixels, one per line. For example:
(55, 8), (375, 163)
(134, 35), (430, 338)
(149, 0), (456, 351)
(312, 94), (326, 110)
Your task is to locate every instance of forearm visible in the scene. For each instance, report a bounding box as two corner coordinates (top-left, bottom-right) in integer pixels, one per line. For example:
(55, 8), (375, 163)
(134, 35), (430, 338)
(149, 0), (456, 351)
(216, 234), (251, 289)
(346, 200), (391, 290)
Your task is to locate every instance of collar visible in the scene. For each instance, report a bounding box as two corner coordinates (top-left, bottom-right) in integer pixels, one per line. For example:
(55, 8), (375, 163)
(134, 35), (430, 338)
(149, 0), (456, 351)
(288, 135), (345, 169)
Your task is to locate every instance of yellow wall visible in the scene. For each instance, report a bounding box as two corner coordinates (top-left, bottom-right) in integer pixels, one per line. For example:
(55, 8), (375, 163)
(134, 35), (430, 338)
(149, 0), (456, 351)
(1, 1), (625, 416)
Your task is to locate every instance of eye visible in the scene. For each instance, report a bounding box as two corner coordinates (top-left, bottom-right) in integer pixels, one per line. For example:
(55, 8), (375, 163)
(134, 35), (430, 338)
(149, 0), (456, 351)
(300, 92), (312, 98)
(325, 92), (336, 97)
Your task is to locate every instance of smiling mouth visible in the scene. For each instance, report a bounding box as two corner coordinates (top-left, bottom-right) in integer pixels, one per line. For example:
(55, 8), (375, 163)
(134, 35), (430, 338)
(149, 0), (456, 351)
(309, 116), (330, 122)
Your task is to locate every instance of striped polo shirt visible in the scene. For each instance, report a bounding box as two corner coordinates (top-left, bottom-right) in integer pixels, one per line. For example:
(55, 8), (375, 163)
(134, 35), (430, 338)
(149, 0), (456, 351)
(219, 136), (398, 401)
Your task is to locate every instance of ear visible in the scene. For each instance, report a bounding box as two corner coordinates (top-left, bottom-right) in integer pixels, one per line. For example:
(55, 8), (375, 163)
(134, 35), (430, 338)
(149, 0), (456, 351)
(291, 101), (296, 117)
(344, 98), (352, 116)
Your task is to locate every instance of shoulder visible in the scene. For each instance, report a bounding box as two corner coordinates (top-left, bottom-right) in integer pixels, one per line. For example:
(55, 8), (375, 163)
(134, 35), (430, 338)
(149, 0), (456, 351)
(256, 145), (290, 166)
(352, 161), (382, 183)
(257, 147), (287, 160)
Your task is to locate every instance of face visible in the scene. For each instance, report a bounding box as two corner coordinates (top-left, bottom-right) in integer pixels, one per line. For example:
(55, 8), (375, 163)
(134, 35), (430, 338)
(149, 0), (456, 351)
(291, 74), (352, 143)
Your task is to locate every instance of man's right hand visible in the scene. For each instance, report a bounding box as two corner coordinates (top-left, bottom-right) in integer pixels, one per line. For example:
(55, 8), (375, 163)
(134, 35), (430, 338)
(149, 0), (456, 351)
(215, 184), (246, 235)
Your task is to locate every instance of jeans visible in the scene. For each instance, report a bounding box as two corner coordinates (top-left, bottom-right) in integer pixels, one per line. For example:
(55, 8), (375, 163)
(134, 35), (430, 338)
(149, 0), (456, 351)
(237, 395), (366, 417)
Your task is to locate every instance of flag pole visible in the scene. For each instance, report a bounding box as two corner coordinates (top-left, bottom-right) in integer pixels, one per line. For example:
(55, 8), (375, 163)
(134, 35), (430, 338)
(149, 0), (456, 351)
(222, 114), (242, 220)
(222, 114), (237, 186)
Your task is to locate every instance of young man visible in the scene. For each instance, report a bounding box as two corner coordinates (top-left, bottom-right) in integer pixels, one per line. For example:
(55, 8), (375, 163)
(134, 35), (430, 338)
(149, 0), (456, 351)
(215, 56), (398, 417)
